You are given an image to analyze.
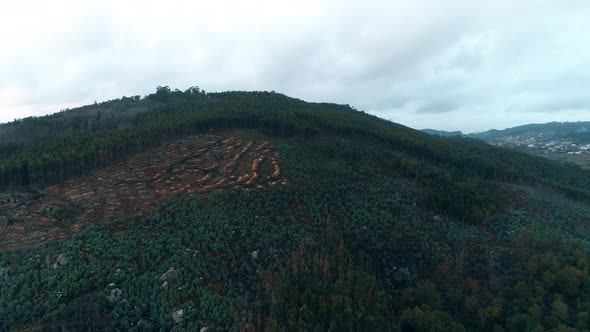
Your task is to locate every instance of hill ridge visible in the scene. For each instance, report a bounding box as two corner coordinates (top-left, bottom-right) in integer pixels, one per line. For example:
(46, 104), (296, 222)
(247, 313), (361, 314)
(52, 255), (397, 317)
(2, 87), (590, 331)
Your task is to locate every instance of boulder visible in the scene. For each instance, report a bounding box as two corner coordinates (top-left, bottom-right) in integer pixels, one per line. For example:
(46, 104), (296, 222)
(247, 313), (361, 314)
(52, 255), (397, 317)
(109, 288), (122, 302)
(172, 309), (184, 323)
(56, 253), (68, 266)
(160, 267), (179, 281)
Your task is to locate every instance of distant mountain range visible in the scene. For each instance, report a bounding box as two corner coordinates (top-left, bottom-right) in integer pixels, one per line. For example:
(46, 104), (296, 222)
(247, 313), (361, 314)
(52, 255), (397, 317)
(469, 121), (590, 141)
(423, 121), (590, 139)
(422, 121), (590, 169)
(422, 121), (590, 142)
(420, 128), (463, 137)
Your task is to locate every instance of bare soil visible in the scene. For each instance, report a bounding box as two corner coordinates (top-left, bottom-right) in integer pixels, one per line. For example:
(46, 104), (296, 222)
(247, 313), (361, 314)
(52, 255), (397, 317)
(0, 134), (286, 250)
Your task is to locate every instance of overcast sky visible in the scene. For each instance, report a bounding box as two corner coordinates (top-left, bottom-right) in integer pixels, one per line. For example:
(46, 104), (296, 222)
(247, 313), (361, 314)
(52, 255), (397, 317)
(1, 0), (589, 132)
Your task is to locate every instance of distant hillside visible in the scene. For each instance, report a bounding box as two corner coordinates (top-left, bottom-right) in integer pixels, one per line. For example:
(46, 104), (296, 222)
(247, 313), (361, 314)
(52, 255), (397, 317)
(421, 128), (463, 137)
(2, 88), (590, 331)
(470, 121), (590, 141)
(469, 121), (590, 169)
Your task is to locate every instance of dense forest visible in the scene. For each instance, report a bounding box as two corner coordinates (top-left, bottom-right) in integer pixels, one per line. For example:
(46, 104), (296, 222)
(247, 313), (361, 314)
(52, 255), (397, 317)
(2, 87), (590, 202)
(1, 87), (590, 331)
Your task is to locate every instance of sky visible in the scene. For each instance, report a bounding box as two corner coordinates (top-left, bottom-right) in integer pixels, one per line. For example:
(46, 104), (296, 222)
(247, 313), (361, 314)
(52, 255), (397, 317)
(1, 0), (589, 133)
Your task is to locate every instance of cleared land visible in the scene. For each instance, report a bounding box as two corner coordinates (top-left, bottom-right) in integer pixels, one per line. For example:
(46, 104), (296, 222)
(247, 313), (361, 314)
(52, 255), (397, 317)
(0, 134), (286, 250)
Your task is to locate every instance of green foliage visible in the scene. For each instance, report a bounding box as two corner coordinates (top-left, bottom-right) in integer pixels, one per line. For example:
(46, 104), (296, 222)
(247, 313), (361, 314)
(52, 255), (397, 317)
(400, 306), (465, 331)
(265, 240), (392, 331)
(2, 88), (590, 207)
(2, 88), (590, 330)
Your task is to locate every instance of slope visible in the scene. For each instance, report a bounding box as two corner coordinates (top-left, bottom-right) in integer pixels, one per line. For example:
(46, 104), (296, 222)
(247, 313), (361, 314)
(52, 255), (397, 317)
(1, 89), (590, 331)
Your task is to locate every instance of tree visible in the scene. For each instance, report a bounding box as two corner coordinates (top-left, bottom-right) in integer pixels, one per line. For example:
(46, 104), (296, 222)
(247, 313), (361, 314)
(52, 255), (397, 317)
(400, 307), (465, 332)
(552, 295), (569, 322)
(555, 266), (583, 296)
(505, 314), (538, 332)
(152, 86), (171, 102)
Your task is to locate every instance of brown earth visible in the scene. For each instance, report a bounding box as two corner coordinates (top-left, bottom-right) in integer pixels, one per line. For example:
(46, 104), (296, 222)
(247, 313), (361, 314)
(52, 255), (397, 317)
(0, 134), (286, 250)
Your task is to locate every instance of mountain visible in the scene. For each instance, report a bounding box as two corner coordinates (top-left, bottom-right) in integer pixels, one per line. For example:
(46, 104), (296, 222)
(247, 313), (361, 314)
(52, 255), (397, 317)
(421, 128), (463, 137)
(2, 88), (590, 331)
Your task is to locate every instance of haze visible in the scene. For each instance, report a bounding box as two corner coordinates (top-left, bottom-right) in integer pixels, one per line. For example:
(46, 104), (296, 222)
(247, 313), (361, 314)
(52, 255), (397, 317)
(1, 0), (589, 132)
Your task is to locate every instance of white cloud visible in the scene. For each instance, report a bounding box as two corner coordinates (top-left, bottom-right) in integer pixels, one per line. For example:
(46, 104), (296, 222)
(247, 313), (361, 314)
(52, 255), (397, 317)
(1, 0), (589, 132)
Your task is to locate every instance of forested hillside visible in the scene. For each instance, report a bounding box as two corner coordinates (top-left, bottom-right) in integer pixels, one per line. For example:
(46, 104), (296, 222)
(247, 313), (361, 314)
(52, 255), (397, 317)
(1, 88), (590, 331)
(468, 121), (590, 170)
(471, 121), (590, 141)
(0, 95), (154, 146)
(421, 129), (463, 137)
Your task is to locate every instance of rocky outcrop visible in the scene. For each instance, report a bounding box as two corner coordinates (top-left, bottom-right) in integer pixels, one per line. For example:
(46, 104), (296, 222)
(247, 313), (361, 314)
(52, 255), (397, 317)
(160, 267), (179, 281)
(52, 253), (68, 269)
(172, 309), (184, 323)
(109, 288), (122, 302)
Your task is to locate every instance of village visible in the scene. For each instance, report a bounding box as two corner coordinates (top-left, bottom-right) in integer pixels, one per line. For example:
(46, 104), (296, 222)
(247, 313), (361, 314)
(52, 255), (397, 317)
(489, 133), (590, 155)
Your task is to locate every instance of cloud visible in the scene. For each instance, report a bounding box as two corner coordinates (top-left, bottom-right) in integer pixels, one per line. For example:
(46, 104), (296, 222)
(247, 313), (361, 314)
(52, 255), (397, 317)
(0, 0), (589, 132)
